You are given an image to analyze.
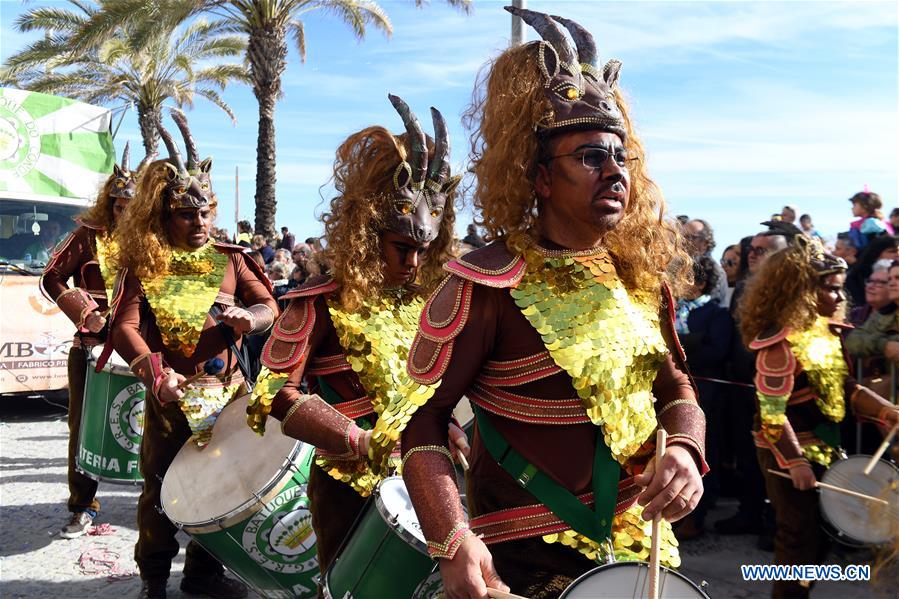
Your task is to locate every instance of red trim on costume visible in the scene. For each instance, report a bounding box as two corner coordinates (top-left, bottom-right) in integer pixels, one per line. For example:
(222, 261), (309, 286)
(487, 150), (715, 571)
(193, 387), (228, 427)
(280, 277), (339, 300)
(333, 397), (375, 420)
(467, 382), (590, 425)
(261, 297), (316, 372)
(307, 353), (352, 376)
(477, 352), (563, 386)
(444, 256), (526, 288)
(748, 327), (791, 350)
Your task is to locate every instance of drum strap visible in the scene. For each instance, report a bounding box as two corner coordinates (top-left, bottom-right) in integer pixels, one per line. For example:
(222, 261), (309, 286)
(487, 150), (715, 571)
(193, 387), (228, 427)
(209, 305), (256, 391)
(473, 405), (617, 544)
(813, 421), (841, 448)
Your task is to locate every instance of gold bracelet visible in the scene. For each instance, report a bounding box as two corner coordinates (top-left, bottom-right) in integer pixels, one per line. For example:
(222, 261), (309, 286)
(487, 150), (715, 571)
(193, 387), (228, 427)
(426, 521), (473, 559)
(401, 444), (454, 471)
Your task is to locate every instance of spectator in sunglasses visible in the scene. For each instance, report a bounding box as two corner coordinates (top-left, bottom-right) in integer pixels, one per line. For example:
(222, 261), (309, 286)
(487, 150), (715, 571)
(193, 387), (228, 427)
(684, 218), (728, 304)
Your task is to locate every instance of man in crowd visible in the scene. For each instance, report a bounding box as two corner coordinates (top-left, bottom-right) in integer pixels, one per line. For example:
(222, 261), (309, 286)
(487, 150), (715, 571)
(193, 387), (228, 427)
(833, 232), (857, 266)
(462, 223), (486, 248)
(236, 220), (252, 247)
(277, 225), (295, 251)
(684, 218), (729, 304)
(401, 8), (706, 596)
(780, 204), (797, 224)
(109, 112), (277, 599)
(251, 234), (275, 264)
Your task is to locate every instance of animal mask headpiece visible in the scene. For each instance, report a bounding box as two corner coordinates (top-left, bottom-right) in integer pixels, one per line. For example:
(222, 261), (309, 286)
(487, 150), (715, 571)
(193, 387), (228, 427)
(386, 94), (460, 243)
(109, 141), (154, 199)
(157, 109), (215, 211)
(505, 6), (626, 140)
(799, 235), (847, 277)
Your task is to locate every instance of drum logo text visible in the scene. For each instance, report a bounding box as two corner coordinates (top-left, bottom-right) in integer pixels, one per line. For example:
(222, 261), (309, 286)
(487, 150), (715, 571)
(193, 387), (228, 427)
(241, 484), (318, 574)
(109, 382), (145, 454)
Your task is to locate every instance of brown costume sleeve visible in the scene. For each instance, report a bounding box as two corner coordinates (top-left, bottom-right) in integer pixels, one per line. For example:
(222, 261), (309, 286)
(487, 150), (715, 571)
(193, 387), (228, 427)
(403, 280), (498, 555)
(109, 272), (166, 396)
(40, 227), (99, 328)
(850, 384), (899, 426)
(232, 252), (278, 333)
(654, 286), (708, 474)
(273, 296), (367, 457)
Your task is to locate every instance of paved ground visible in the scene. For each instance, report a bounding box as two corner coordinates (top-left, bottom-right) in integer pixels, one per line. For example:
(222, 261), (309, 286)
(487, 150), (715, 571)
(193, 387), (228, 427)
(0, 397), (891, 598)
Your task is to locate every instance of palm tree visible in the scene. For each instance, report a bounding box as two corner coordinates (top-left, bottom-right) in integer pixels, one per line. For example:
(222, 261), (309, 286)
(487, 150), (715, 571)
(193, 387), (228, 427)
(68, 0), (471, 236)
(1, 1), (249, 156)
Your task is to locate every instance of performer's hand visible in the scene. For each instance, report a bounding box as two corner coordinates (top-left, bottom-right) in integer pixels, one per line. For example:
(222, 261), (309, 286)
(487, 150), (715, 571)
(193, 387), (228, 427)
(635, 445), (703, 522)
(885, 341), (899, 363)
(883, 408), (899, 427)
(157, 372), (186, 405)
(448, 422), (471, 464)
(788, 462), (816, 491)
(84, 311), (106, 333)
(216, 306), (254, 336)
(358, 429), (373, 458)
(439, 535), (509, 599)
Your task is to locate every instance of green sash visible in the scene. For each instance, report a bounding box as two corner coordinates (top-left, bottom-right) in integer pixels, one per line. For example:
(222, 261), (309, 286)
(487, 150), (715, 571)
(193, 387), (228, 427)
(473, 405), (618, 543)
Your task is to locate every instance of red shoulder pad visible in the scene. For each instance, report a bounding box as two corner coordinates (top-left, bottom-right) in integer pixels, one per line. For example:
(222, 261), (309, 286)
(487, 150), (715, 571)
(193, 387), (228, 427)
(444, 241), (526, 288)
(748, 327), (790, 350)
(754, 340), (796, 396)
(261, 296), (316, 373)
(408, 275), (473, 385)
(280, 276), (339, 300)
(213, 242), (247, 253)
(73, 217), (105, 232)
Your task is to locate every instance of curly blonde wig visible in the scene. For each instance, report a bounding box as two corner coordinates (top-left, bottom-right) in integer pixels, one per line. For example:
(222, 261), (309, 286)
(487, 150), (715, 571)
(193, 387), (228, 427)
(463, 41), (691, 294)
(321, 127), (456, 311)
(111, 160), (217, 281)
(77, 175), (119, 232)
(738, 243), (842, 344)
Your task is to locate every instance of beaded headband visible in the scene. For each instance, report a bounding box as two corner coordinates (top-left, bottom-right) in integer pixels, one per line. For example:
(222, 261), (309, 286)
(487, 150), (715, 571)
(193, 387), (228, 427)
(505, 6), (626, 139)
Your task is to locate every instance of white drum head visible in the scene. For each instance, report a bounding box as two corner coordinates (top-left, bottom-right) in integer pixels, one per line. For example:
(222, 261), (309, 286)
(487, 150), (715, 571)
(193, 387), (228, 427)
(161, 394), (305, 526)
(820, 455), (899, 545)
(90, 345), (133, 375)
(562, 563), (708, 598)
(376, 476), (427, 547)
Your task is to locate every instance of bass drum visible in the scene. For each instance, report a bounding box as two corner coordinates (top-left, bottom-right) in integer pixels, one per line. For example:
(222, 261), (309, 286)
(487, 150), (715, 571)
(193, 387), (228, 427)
(561, 562), (710, 599)
(819, 455), (899, 547)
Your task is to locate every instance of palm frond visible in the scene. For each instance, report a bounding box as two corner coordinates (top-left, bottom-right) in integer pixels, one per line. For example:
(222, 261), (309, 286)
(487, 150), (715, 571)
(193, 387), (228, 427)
(289, 19), (306, 62)
(195, 87), (237, 123)
(312, 0), (392, 39)
(413, 0), (473, 15)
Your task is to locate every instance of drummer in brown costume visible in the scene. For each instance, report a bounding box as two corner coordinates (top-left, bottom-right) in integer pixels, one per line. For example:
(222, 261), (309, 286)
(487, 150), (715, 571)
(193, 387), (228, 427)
(738, 237), (899, 599)
(41, 143), (151, 539)
(109, 111), (276, 599)
(247, 94), (468, 580)
(401, 7), (708, 598)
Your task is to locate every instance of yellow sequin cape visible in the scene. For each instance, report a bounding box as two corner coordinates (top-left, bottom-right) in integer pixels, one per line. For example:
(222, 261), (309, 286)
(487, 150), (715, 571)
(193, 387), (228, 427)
(94, 233), (117, 301)
(508, 245), (676, 567)
(321, 290), (436, 496)
(139, 241), (229, 357)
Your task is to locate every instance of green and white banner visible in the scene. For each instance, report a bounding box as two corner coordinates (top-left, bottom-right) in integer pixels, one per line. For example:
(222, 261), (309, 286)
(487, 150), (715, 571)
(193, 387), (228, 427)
(0, 87), (114, 200)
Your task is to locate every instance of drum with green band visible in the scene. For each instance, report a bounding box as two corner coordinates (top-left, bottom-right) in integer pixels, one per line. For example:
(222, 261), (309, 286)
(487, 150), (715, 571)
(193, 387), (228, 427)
(77, 345), (145, 483)
(324, 476), (444, 599)
(161, 395), (319, 599)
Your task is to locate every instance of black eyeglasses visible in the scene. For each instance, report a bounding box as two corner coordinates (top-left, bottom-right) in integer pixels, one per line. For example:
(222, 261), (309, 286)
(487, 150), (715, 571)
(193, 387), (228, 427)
(543, 147), (638, 170)
(865, 277), (888, 287)
(748, 246), (769, 257)
(721, 258), (737, 268)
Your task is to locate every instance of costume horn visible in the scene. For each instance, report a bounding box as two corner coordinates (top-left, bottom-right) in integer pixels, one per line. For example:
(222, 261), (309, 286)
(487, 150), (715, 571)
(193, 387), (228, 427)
(427, 107), (450, 184)
(551, 14), (598, 68)
(504, 6), (576, 65)
(120, 141), (131, 172)
(169, 109), (198, 172)
(156, 117), (186, 175)
(388, 94), (428, 186)
(136, 151), (157, 173)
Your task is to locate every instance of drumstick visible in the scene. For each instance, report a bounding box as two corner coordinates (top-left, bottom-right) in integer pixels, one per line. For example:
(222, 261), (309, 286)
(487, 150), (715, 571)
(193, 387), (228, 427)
(864, 423), (898, 475)
(487, 588), (529, 599)
(766, 469), (889, 506)
(648, 428), (667, 599)
(176, 358), (225, 391)
(457, 450), (470, 472)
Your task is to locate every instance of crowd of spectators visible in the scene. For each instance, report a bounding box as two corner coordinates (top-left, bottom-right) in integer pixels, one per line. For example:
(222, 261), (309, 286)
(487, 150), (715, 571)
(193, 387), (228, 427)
(669, 189), (898, 547)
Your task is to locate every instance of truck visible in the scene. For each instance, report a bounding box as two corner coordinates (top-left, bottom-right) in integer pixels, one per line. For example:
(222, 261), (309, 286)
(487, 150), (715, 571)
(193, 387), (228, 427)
(0, 87), (115, 398)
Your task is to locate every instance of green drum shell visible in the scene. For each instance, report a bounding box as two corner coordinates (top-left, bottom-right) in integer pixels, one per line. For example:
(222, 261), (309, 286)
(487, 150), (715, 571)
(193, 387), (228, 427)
(77, 353), (145, 484)
(178, 444), (319, 599)
(325, 483), (435, 599)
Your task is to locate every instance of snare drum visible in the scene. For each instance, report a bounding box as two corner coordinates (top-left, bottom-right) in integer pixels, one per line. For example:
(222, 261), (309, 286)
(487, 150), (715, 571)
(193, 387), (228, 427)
(161, 395), (319, 599)
(77, 345), (145, 483)
(820, 455), (899, 547)
(561, 562), (710, 599)
(324, 476), (442, 599)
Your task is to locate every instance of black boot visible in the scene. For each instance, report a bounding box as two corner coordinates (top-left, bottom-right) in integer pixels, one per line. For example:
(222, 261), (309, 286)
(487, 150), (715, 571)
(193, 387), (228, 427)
(137, 579), (167, 599)
(180, 573), (248, 599)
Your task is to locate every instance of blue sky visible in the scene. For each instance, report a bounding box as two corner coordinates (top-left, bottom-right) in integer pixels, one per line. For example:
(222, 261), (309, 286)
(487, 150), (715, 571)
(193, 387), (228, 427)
(1, 0), (897, 250)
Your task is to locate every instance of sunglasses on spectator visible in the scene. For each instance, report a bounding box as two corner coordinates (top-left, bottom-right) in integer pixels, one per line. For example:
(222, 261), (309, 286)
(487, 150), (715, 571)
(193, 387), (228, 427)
(748, 246), (769, 257)
(721, 258), (737, 268)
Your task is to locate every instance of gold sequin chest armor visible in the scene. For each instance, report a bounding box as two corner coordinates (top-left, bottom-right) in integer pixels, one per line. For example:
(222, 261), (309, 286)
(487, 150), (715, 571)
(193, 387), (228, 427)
(320, 291), (436, 495)
(509, 247), (669, 464)
(141, 241), (228, 357)
(787, 317), (847, 424)
(95, 233), (117, 299)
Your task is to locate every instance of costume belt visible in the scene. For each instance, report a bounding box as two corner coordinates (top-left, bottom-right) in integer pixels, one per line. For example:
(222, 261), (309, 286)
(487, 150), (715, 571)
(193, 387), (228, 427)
(333, 397), (376, 420)
(470, 479), (640, 545)
(467, 382), (590, 425)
